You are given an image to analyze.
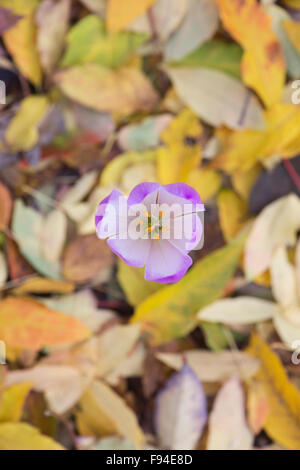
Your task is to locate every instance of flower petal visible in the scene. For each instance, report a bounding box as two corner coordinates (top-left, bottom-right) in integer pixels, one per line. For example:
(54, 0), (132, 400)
(145, 240), (192, 283)
(162, 183), (204, 212)
(127, 182), (160, 206)
(95, 190), (128, 239)
(108, 237), (152, 268)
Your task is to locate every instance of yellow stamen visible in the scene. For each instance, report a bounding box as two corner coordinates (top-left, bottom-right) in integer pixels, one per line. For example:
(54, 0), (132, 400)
(137, 220), (143, 225)
(146, 226), (152, 233)
(153, 234), (160, 241)
(159, 211), (164, 217)
(144, 211), (150, 217)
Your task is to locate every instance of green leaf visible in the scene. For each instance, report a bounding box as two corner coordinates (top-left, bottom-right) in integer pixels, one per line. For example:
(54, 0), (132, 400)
(131, 232), (247, 345)
(169, 40), (243, 80)
(117, 260), (161, 307)
(61, 14), (148, 68)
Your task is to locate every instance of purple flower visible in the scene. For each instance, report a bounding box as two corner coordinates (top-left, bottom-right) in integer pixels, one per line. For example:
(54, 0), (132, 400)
(95, 183), (204, 284)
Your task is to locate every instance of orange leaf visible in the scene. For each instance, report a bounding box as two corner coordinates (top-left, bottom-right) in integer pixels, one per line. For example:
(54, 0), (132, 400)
(0, 182), (12, 231)
(106, 0), (157, 32)
(216, 0), (285, 107)
(0, 297), (90, 350)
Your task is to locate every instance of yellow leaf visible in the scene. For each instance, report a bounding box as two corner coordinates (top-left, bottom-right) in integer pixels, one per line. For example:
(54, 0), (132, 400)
(54, 64), (159, 116)
(283, 20), (300, 54)
(0, 383), (32, 423)
(0, 423), (64, 450)
(0, 297), (90, 350)
(231, 165), (262, 201)
(76, 380), (144, 448)
(282, 0), (300, 9)
(186, 167), (221, 202)
(117, 260), (161, 307)
(217, 189), (247, 242)
(5, 96), (49, 152)
(157, 108), (203, 184)
(12, 277), (75, 295)
(106, 0), (157, 32)
(131, 232), (247, 345)
(216, 0), (285, 107)
(214, 103), (300, 172)
(248, 334), (300, 450)
(0, 0), (42, 85)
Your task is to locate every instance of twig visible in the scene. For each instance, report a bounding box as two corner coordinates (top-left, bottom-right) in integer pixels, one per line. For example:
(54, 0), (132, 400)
(283, 159), (300, 193)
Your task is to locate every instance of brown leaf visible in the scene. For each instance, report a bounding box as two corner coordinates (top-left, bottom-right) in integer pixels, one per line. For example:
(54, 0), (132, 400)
(0, 182), (12, 231)
(62, 234), (113, 283)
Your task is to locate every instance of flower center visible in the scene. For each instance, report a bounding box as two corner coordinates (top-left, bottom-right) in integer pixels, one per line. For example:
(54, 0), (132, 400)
(139, 210), (168, 241)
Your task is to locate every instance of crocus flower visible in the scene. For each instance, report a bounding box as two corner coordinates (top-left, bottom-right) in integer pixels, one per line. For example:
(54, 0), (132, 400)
(95, 182), (204, 284)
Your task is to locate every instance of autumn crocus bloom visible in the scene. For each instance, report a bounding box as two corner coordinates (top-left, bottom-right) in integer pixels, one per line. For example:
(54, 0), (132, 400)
(95, 183), (204, 284)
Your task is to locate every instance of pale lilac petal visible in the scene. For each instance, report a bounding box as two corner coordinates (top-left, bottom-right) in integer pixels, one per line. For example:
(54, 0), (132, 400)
(159, 184), (204, 215)
(108, 237), (152, 268)
(145, 240), (192, 283)
(95, 190), (128, 239)
(169, 213), (203, 253)
(127, 182), (160, 206)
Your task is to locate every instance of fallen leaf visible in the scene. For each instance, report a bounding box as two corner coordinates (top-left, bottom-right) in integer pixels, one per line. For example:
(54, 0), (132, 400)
(5, 96), (50, 152)
(62, 234), (113, 284)
(76, 380), (144, 447)
(39, 290), (115, 332)
(0, 423), (64, 450)
(61, 15), (148, 68)
(131, 231), (247, 345)
(0, 297), (90, 350)
(117, 260), (161, 307)
(167, 67), (265, 129)
(165, 0), (218, 61)
(12, 277), (74, 295)
(154, 365), (207, 450)
(216, 0), (285, 107)
(95, 324), (141, 377)
(248, 334), (300, 450)
(0, 0), (42, 85)
(12, 199), (62, 279)
(0, 383), (32, 423)
(207, 377), (253, 450)
(41, 209), (67, 263)
(171, 39), (243, 80)
(283, 19), (300, 55)
(55, 65), (159, 116)
(156, 350), (260, 382)
(36, 0), (71, 74)
(106, 0), (157, 33)
(198, 296), (278, 325)
(244, 194), (300, 279)
(0, 181), (12, 231)
(186, 168), (221, 202)
(247, 380), (269, 435)
(7, 365), (85, 415)
(150, 0), (188, 42)
(214, 104), (300, 172)
(118, 115), (172, 152)
(217, 189), (248, 242)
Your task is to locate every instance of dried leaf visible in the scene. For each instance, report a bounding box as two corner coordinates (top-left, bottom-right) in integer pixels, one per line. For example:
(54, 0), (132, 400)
(207, 377), (253, 450)
(198, 297), (278, 325)
(0, 0), (42, 85)
(0, 423), (64, 450)
(0, 297), (90, 350)
(36, 0), (71, 74)
(0, 383), (32, 423)
(245, 194), (300, 279)
(217, 189), (248, 242)
(62, 234), (113, 284)
(55, 65), (159, 116)
(216, 0), (285, 107)
(76, 380), (144, 447)
(167, 67), (265, 129)
(0, 181), (12, 231)
(131, 232), (247, 345)
(5, 95), (49, 152)
(154, 365), (207, 450)
(106, 0), (157, 33)
(248, 334), (300, 450)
